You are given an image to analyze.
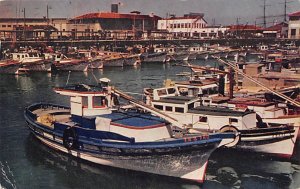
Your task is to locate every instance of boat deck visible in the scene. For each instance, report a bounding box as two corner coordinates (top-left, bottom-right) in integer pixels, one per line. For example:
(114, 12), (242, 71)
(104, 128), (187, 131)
(33, 108), (72, 128)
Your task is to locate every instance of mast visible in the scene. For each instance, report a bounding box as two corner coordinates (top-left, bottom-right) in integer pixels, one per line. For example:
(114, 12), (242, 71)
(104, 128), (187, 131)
(214, 56), (300, 107)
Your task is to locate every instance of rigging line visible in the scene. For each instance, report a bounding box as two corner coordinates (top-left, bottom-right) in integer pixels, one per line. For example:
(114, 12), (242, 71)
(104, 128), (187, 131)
(213, 56), (300, 107)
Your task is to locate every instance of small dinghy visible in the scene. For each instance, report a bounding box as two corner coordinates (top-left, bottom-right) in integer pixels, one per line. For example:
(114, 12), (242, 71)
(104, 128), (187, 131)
(24, 78), (236, 183)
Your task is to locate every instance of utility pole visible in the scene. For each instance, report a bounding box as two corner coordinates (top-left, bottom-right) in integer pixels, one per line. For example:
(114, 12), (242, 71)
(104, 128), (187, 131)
(261, 0), (271, 28)
(23, 8), (26, 40)
(279, 0), (294, 22)
(236, 17), (240, 37)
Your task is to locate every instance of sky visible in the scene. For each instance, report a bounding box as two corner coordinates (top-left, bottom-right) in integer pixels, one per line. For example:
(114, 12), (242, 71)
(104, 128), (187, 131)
(0, 0), (300, 26)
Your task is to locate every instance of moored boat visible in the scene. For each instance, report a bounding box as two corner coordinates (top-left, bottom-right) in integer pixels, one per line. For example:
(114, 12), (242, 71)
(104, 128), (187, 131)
(141, 52), (167, 63)
(52, 54), (89, 72)
(144, 85), (299, 158)
(24, 79), (236, 183)
(123, 54), (140, 66)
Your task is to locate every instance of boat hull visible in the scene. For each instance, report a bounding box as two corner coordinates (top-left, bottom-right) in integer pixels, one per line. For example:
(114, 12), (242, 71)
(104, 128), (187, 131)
(169, 53), (189, 62)
(124, 57), (139, 66)
(142, 54), (166, 63)
(53, 61), (89, 72)
(0, 63), (20, 74)
(20, 60), (52, 72)
(103, 58), (124, 67)
(236, 126), (299, 158)
(24, 103), (227, 183)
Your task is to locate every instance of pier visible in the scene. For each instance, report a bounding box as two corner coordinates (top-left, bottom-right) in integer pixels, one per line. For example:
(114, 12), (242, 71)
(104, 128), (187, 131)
(1, 38), (300, 49)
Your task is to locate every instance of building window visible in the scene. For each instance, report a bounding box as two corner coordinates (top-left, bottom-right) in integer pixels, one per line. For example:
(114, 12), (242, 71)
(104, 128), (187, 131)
(199, 116), (207, 122)
(185, 23), (188, 28)
(177, 24), (180, 28)
(165, 106), (173, 111)
(154, 105), (163, 110)
(2, 25), (6, 28)
(7, 25), (11, 27)
(175, 107), (184, 113)
(291, 29), (296, 36)
(181, 23), (184, 28)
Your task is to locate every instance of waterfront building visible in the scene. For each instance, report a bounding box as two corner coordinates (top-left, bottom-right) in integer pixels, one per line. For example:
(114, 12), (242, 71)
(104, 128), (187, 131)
(227, 25), (263, 38)
(0, 5), (160, 41)
(68, 9), (160, 40)
(157, 13), (208, 38)
(0, 18), (67, 40)
(262, 22), (288, 38)
(288, 11), (300, 39)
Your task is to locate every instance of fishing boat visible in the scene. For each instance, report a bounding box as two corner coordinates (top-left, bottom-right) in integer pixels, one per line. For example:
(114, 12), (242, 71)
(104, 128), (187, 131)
(141, 52), (167, 63)
(52, 54), (89, 72)
(123, 54), (140, 66)
(24, 79), (236, 183)
(103, 56), (124, 67)
(0, 59), (20, 74)
(11, 52), (52, 72)
(144, 85), (299, 158)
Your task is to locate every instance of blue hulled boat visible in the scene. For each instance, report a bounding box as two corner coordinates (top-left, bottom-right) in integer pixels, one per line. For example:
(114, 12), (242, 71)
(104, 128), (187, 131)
(24, 79), (235, 183)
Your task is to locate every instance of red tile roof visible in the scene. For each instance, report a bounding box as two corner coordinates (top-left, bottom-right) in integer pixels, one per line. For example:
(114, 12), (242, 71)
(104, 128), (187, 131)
(72, 12), (160, 20)
(264, 22), (287, 31)
(289, 11), (300, 17)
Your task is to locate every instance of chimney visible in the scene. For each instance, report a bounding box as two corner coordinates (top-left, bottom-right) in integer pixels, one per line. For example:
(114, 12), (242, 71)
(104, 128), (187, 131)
(111, 4), (118, 13)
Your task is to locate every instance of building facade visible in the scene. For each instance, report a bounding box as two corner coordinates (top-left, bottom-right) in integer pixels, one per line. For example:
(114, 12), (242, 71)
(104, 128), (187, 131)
(157, 13), (208, 38)
(288, 11), (300, 39)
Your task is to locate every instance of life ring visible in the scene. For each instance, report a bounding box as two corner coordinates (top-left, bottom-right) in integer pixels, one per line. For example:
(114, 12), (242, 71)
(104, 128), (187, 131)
(219, 125), (240, 147)
(63, 127), (77, 150)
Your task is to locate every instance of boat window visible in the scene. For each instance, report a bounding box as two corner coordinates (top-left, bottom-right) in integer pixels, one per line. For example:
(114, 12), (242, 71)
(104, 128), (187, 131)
(154, 105), (163, 110)
(188, 103), (194, 110)
(229, 118), (238, 123)
(93, 96), (106, 108)
(165, 106), (173, 111)
(157, 89), (167, 96)
(82, 97), (88, 108)
(167, 88), (176, 94)
(175, 107), (184, 113)
(199, 116), (207, 122)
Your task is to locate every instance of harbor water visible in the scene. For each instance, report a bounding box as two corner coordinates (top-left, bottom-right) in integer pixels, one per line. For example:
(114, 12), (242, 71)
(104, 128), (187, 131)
(0, 60), (299, 189)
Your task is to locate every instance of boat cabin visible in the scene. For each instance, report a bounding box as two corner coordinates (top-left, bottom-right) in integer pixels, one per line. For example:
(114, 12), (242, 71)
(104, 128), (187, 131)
(151, 95), (257, 131)
(54, 79), (172, 142)
(11, 52), (43, 63)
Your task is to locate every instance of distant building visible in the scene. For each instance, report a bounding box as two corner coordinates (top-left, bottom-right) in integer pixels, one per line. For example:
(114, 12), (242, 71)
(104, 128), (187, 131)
(288, 11), (300, 39)
(199, 26), (229, 38)
(227, 25), (263, 38)
(157, 13), (208, 38)
(69, 11), (160, 39)
(263, 22), (288, 38)
(0, 18), (67, 40)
